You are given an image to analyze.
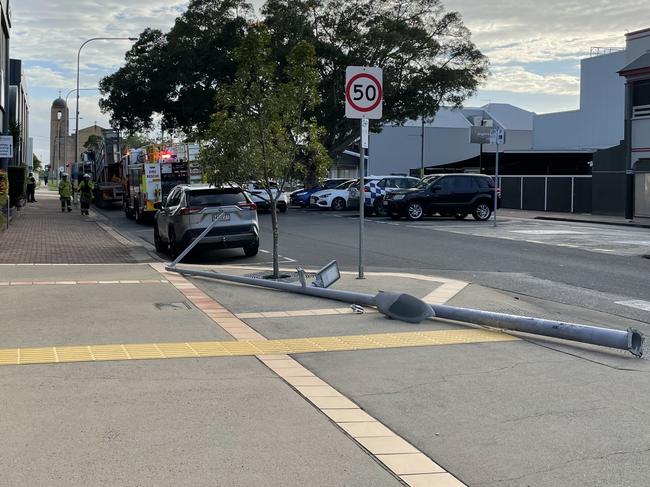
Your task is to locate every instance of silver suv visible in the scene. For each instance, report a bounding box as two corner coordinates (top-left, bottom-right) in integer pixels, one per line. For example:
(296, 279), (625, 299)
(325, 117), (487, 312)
(154, 185), (259, 259)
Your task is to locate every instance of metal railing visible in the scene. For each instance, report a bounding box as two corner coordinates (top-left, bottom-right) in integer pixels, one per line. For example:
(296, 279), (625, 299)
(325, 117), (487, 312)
(498, 175), (592, 213)
(632, 104), (650, 119)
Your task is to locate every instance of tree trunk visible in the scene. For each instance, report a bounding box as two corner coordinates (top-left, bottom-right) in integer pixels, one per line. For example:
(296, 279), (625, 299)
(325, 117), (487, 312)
(270, 198), (280, 279)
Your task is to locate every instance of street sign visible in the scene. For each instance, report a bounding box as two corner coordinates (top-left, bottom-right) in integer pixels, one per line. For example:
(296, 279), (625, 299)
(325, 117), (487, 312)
(361, 119), (369, 149)
(345, 66), (383, 119)
(0, 136), (13, 158)
(470, 126), (492, 144)
(490, 128), (505, 145)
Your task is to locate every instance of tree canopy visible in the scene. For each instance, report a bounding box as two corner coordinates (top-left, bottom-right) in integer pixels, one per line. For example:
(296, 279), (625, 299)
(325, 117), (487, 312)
(100, 0), (488, 158)
(201, 25), (328, 277)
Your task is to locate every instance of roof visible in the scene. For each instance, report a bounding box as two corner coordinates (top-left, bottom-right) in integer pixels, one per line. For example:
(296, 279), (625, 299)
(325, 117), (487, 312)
(619, 52), (650, 76)
(403, 109), (472, 129)
(480, 103), (535, 130)
(52, 97), (66, 109)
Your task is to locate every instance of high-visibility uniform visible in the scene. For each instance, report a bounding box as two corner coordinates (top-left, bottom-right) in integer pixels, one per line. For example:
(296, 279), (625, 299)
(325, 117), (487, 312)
(59, 180), (73, 212)
(79, 180), (94, 215)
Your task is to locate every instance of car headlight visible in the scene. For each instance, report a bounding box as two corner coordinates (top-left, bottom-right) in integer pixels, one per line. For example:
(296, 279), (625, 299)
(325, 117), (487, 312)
(320, 193), (332, 198)
(294, 191), (306, 197)
(392, 194), (405, 201)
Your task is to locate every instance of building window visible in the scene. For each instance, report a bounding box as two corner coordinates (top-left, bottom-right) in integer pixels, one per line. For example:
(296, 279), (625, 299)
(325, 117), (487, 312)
(633, 80), (650, 119)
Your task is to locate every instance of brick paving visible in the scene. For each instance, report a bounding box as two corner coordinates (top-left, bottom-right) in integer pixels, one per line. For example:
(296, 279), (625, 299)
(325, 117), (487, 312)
(0, 190), (136, 264)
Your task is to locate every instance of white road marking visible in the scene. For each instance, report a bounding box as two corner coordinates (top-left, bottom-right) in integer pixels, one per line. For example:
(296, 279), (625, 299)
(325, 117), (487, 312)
(510, 230), (586, 235)
(615, 300), (650, 312)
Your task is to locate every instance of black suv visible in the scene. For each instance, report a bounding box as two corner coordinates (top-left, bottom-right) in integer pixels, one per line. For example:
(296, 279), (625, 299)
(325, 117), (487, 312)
(385, 174), (499, 221)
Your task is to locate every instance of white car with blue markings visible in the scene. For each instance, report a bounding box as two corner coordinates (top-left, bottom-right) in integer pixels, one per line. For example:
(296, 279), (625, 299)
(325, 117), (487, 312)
(350, 175), (421, 216)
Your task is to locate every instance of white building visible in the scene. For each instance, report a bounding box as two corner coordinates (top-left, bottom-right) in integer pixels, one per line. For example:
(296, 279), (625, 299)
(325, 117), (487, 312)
(364, 103), (534, 177)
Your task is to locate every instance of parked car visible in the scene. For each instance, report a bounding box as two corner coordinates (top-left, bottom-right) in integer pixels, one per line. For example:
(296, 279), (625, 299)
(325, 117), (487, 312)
(246, 182), (288, 212)
(290, 178), (349, 207)
(384, 174), (500, 221)
(153, 184), (260, 259)
(362, 175), (420, 216)
(310, 179), (358, 210)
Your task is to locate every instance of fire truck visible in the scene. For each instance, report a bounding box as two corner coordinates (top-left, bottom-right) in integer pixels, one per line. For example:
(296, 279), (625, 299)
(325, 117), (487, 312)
(122, 144), (201, 223)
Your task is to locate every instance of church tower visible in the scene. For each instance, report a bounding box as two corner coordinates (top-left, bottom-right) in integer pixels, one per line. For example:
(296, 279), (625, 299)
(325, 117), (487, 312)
(49, 96), (69, 177)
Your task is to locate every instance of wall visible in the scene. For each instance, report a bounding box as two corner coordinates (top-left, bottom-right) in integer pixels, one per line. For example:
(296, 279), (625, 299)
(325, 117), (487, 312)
(533, 51), (626, 150)
(368, 125), (477, 176)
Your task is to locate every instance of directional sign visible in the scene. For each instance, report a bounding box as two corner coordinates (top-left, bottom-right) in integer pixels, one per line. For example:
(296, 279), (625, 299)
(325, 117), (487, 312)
(345, 66), (383, 119)
(470, 126), (492, 144)
(489, 128), (505, 145)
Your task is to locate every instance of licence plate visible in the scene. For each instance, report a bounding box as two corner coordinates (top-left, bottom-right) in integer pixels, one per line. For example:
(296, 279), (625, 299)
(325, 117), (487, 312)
(212, 212), (230, 222)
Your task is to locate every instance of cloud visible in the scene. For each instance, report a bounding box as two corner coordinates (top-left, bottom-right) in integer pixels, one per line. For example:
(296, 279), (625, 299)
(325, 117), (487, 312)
(12, 0), (650, 164)
(484, 66), (580, 96)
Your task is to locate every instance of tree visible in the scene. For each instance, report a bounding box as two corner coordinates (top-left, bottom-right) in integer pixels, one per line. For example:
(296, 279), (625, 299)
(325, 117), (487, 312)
(32, 154), (42, 172)
(201, 26), (329, 278)
(84, 134), (102, 153)
(99, 0), (250, 136)
(100, 0), (487, 164)
(262, 0), (488, 159)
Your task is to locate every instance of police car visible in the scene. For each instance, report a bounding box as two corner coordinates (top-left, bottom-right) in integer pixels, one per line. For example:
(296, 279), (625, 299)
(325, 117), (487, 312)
(350, 175), (420, 216)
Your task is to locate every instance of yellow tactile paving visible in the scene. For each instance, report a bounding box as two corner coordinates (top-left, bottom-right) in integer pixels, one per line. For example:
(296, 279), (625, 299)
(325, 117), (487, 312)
(0, 329), (518, 366)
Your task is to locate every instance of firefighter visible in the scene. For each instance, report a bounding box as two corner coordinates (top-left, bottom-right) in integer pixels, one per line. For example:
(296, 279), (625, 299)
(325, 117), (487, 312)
(79, 174), (94, 216)
(59, 173), (73, 212)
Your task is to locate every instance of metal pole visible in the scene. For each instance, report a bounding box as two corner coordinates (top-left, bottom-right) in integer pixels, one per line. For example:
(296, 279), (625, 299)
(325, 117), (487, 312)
(166, 265), (645, 357)
(494, 141), (499, 227)
(76, 38), (136, 200)
(358, 120), (365, 279)
(420, 118), (425, 178)
(169, 218), (221, 267)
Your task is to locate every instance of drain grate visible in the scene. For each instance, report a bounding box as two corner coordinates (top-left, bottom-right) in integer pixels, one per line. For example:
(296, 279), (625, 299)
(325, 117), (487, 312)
(154, 302), (191, 310)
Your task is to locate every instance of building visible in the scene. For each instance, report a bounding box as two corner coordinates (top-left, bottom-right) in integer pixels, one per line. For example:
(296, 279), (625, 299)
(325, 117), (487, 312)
(0, 0), (11, 171)
(364, 103), (534, 177)
(49, 96), (107, 179)
(8, 58), (29, 166)
(619, 27), (650, 221)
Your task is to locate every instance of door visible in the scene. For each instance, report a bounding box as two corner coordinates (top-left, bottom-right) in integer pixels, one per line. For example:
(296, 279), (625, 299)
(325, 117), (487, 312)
(450, 176), (479, 209)
(425, 176), (455, 212)
(159, 188), (182, 240)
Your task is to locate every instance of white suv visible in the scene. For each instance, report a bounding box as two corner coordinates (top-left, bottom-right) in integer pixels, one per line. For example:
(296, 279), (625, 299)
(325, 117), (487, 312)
(154, 185), (259, 259)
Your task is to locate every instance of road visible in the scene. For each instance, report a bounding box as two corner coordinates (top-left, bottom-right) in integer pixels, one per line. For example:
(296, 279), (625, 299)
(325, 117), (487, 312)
(97, 205), (650, 327)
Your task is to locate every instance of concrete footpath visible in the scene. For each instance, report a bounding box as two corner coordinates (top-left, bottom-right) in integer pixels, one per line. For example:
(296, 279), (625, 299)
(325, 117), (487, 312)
(0, 189), (648, 487)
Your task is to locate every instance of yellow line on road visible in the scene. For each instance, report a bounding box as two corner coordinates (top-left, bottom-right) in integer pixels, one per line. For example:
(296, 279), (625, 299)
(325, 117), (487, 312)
(0, 329), (518, 367)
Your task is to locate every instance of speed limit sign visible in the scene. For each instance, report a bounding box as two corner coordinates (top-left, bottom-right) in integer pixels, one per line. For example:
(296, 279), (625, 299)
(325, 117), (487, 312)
(345, 66), (383, 119)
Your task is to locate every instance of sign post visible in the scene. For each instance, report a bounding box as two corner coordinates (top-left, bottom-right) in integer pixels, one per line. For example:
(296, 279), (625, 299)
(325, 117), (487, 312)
(489, 128), (505, 227)
(345, 66), (383, 279)
(471, 126), (504, 227)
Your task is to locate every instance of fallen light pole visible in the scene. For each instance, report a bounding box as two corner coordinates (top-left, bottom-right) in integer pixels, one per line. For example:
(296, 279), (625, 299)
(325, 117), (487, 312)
(166, 264), (645, 358)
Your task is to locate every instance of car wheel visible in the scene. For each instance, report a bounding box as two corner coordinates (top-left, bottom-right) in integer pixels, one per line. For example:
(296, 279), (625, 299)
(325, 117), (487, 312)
(169, 230), (181, 260)
(374, 199), (389, 217)
(124, 201), (133, 219)
(243, 242), (259, 257)
(154, 225), (167, 252)
(406, 201), (424, 221)
(454, 212), (468, 220)
(472, 201), (492, 221)
(332, 197), (346, 211)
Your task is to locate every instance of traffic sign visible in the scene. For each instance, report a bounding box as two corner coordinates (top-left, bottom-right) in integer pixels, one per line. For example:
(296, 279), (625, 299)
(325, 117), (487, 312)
(345, 66), (383, 119)
(490, 128), (505, 145)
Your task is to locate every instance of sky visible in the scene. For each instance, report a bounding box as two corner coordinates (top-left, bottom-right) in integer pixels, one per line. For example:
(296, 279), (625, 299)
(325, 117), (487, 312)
(10, 0), (650, 166)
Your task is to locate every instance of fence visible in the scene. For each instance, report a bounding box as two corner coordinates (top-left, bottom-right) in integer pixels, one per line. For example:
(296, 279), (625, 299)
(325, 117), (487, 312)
(498, 175), (592, 213)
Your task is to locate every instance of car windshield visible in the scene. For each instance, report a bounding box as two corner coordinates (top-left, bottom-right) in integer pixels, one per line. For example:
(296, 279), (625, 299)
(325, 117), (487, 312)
(188, 189), (247, 207)
(337, 180), (356, 189)
(416, 176), (440, 189)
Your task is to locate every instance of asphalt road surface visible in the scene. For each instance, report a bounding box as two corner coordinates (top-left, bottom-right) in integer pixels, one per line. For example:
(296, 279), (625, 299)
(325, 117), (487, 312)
(97, 206), (650, 328)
